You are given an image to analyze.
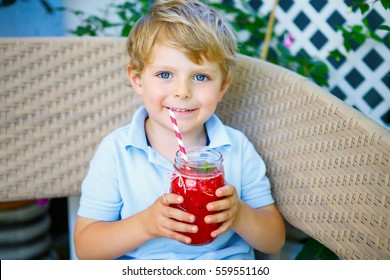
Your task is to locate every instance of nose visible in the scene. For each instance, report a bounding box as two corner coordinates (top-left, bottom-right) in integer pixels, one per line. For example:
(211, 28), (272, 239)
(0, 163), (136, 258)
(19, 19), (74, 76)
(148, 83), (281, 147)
(174, 92), (191, 99)
(173, 80), (192, 100)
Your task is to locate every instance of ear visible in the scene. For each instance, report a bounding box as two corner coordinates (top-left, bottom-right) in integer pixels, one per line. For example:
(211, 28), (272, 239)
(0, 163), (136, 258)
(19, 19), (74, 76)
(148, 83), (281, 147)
(218, 79), (232, 102)
(126, 64), (143, 95)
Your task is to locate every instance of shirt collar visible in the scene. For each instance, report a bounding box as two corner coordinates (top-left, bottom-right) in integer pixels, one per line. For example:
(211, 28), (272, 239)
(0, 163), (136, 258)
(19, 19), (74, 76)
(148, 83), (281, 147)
(125, 106), (149, 151)
(125, 106), (232, 151)
(205, 114), (232, 150)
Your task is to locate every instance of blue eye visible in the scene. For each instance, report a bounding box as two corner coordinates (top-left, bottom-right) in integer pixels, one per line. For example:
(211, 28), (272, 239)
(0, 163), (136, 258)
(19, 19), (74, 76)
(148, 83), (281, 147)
(194, 74), (208, 81)
(158, 72), (172, 79)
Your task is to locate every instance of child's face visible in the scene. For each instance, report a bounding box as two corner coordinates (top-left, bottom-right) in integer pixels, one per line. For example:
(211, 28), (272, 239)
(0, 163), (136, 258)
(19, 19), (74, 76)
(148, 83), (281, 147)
(128, 44), (230, 136)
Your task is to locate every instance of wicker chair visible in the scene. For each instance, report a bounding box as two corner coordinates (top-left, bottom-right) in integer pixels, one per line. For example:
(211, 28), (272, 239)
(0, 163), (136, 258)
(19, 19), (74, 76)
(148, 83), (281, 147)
(1, 38), (389, 260)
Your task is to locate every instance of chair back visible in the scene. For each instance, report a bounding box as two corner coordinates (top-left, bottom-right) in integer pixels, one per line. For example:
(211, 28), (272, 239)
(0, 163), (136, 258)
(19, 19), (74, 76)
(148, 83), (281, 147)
(218, 55), (390, 260)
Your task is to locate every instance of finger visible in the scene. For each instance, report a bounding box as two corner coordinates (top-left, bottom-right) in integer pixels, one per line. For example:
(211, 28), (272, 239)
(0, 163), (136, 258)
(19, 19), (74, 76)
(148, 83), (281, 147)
(162, 193), (168, 204)
(205, 210), (233, 224)
(160, 228), (192, 244)
(215, 185), (235, 197)
(160, 193), (183, 205)
(161, 217), (198, 234)
(210, 221), (231, 238)
(164, 206), (195, 223)
(207, 197), (234, 211)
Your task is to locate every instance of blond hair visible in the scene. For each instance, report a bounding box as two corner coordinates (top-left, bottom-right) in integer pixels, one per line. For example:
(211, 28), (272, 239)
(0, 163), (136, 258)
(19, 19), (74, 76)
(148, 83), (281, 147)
(126, 0), (237, 85)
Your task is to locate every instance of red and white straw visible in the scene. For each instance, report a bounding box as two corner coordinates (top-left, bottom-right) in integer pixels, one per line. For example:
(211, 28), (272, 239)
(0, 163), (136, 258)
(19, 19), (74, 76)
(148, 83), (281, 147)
(168, 109), (188, 161)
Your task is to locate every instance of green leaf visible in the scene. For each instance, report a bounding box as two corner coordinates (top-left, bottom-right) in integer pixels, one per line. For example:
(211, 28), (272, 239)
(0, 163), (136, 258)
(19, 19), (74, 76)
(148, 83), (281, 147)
(368, 30), (383, 42)
(309, 62), (330, 87)
(351, 32), (367, 44)
(381, 0), (390, 9)
(335, 24), (348, 33)
(195, 162), (217, 174)
(73, 26), (92, 36)
(295, 238), (339, 260)
(351, 25), (364, 32)
(343, 39), (351, 52)
(377, 25), (390, 31)
(362, 18), (370, 28)
(117, 10), (127, 21)
(329, 49), (346, 61)
(121, 24), (132, 37)
(359, 3), (370, 14)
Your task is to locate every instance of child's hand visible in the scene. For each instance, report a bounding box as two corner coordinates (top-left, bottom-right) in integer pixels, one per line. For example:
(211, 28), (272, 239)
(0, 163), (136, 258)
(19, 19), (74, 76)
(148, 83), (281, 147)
(205, 184), (239, 238)
(144, 193), (197, 244)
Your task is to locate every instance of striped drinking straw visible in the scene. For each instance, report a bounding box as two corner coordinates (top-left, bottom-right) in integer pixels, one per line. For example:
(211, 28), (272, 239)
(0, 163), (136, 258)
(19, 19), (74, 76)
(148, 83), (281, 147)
(168, 109), (188, 161)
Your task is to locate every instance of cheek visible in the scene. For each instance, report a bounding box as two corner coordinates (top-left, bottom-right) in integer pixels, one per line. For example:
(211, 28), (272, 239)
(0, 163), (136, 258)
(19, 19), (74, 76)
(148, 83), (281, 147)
(144, 94), (161, 105)
(142, 83), (161, 99)
(196, 87), (224, 105)
(143, 91), (168, 109)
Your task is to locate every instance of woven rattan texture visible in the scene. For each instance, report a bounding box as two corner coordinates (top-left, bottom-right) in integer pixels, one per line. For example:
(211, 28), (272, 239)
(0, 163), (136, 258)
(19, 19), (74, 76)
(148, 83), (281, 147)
(217, 56), (390, 260)
(0, 38), (142, 199)
(1, 38), (389, 259)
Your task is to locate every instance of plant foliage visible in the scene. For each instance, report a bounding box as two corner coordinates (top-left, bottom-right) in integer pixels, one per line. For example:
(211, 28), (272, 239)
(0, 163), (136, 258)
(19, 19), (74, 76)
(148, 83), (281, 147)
(295, 238), (339, 260)
(58, 0), (389, 88)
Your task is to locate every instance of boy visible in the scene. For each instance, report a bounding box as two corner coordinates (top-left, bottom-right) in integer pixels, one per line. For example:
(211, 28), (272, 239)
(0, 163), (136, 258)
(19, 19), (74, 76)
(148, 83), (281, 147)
(74, 0), (285, 260)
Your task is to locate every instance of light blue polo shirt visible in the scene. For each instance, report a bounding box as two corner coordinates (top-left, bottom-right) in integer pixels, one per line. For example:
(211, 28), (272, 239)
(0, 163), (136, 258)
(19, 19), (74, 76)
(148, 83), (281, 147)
(78, 106), (274, 260)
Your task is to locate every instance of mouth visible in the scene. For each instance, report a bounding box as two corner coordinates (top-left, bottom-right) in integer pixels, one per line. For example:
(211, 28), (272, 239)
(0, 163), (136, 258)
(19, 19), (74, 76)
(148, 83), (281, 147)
(165, 107), (196, 113)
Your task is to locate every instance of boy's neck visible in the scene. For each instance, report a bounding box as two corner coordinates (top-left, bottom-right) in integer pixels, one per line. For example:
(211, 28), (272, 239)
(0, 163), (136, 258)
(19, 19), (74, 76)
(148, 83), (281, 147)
(144, 118), (207, 163)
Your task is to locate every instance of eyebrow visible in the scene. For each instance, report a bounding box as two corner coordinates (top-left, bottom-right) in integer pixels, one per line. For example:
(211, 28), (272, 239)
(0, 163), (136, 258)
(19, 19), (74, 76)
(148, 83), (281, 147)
(149, 64), (218, 74)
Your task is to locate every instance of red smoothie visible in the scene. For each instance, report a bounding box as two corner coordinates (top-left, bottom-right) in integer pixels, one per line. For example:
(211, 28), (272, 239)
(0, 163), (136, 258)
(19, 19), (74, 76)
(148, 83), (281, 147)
(171, 172), (224, 245)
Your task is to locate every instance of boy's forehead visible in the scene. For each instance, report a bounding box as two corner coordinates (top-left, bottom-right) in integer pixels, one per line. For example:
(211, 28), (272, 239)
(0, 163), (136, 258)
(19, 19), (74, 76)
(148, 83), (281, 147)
(147, 44), (219, 68)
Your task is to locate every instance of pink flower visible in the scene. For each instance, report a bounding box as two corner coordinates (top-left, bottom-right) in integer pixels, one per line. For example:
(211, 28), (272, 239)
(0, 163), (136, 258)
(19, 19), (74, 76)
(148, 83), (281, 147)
(36, 198), (49, 206)
(283, 34), (295, 48)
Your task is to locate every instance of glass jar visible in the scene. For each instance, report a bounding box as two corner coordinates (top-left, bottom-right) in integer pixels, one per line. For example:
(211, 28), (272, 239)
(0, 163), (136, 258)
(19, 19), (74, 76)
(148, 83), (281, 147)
(171, 147), (224, 245)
